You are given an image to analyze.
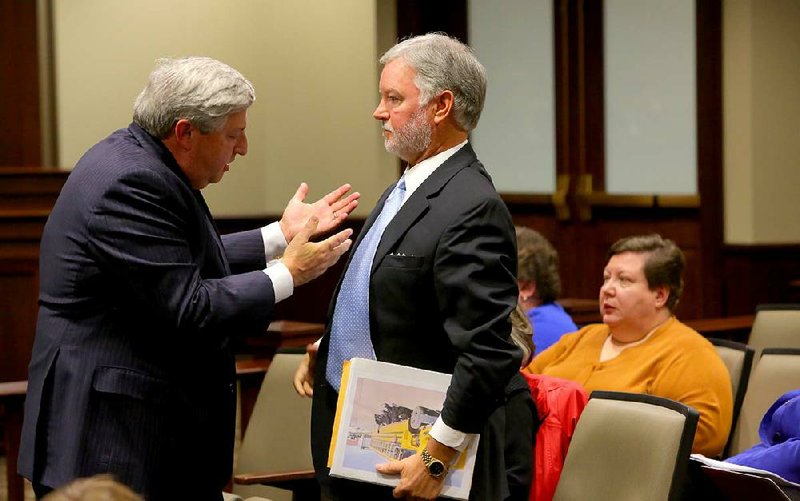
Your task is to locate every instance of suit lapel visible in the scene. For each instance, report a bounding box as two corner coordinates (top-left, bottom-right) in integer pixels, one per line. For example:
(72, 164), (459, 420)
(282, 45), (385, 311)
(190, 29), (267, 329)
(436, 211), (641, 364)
(371, 144), (479, 273)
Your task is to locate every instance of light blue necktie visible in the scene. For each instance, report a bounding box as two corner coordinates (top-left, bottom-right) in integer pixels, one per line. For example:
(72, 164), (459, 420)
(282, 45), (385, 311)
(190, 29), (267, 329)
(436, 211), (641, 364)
(326, 178), (406, 390)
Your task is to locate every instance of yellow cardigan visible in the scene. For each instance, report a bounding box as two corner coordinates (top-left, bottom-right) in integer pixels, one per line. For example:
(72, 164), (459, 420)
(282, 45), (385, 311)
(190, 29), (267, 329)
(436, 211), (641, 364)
(525, 317), (733, 456)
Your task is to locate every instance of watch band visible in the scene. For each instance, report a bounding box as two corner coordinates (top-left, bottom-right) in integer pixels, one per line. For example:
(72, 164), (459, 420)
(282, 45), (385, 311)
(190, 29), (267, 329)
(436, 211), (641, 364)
(420, 447), (449, 478)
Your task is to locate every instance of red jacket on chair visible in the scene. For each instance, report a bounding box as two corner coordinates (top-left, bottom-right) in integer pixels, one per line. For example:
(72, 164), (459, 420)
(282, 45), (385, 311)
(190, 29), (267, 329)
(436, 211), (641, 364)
(522, 373), (589, 501)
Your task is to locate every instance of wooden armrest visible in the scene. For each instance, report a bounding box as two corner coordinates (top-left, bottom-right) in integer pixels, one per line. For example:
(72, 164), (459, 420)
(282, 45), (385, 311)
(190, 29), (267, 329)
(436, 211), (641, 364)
(0, 381), (28, 398)
(235, 358), (271, 376)
(233, 469), (316, 486)
(241, 321), (325, 352)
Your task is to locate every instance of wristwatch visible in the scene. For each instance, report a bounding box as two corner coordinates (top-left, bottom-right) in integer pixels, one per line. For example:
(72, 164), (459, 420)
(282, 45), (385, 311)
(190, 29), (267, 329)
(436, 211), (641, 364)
(420, 447), (449, 478)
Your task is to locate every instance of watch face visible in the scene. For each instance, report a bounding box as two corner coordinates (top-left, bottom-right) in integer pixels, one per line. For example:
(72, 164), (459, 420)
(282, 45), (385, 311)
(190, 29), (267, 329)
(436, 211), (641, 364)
(429, 460), (446, 476)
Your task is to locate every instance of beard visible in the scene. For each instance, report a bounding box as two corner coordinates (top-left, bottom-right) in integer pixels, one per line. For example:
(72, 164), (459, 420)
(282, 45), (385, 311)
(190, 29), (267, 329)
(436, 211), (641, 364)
(383, 106), (432, 162)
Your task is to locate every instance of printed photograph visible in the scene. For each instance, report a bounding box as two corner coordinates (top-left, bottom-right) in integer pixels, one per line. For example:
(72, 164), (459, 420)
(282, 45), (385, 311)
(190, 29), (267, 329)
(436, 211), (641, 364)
(339, 377), (467, 487)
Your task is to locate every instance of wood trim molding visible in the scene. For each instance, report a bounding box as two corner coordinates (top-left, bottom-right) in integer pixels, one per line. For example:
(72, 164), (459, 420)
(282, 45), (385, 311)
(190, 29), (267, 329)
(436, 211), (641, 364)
(0, 168), (70, 210)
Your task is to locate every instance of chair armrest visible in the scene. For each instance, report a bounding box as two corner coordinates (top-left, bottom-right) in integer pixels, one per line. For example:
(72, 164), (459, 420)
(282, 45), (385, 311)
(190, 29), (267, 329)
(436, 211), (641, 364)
(233, 469), (316, 486)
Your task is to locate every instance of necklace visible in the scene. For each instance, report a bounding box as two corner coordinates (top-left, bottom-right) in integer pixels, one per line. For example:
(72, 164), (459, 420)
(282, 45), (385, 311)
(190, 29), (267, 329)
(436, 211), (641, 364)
(608, 334), (643, 346)
(608, 317), (671, 346)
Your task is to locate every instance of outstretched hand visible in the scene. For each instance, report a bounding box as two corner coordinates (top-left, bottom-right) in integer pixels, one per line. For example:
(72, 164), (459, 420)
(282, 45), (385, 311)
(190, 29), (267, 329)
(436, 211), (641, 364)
(281, 216), (353, 287)
(280, 183), (360, 242)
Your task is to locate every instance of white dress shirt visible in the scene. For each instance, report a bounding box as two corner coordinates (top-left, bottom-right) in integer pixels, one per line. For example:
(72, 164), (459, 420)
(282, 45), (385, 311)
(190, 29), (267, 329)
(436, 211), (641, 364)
(259, 222), (293, 302)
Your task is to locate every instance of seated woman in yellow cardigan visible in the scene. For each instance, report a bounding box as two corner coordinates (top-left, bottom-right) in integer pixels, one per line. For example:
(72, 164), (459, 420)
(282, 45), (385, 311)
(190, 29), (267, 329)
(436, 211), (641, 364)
(525, 234), (732, 456)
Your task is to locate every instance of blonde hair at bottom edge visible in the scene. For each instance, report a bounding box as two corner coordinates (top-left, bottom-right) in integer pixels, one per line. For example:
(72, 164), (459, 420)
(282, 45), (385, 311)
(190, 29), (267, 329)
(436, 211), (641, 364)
(42, 475), (143, 501)
(510, 304), (535, 368)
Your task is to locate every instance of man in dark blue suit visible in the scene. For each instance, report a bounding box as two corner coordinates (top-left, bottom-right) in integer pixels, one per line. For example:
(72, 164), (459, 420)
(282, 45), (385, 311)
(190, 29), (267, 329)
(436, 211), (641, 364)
(18, 56), (358, 500)
(294, 34), (534, 500)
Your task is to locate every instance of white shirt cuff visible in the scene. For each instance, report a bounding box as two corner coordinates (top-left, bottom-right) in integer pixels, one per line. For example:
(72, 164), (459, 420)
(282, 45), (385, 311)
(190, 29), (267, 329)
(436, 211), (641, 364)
(429, 417), (476, 452)
(261, 222), (288, 260)
(263, 261), (293, 303)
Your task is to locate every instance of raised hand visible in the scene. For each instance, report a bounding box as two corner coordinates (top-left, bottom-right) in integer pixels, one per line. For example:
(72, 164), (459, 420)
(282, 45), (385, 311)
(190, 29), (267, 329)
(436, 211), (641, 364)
(281, 216), (353, 287)
(280, 183), (360, 242)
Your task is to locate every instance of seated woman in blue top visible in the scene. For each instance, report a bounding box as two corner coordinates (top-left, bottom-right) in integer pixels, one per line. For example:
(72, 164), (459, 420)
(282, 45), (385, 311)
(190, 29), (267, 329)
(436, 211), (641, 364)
(515, 226), (578, 356)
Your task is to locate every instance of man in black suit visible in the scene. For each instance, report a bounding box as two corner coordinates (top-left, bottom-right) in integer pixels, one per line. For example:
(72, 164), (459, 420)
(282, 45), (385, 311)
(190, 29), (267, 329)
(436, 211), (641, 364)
(18, 56), (358, 500)
(295, 34), (533, 500)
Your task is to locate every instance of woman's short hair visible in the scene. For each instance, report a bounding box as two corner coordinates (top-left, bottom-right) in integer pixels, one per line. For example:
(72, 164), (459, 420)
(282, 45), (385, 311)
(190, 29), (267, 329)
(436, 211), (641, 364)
(515, 226), (562, 304)
(379, 32), (486, 132)
(608, 234), (685, 312)
(133, 56), (255, 139)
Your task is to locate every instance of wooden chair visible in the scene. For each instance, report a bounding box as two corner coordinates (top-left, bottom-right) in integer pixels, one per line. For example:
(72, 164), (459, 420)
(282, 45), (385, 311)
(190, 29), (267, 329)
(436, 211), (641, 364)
(708, 338), (754, 456)
(727, 348), (800, 457)
(747, 304), (800, 364)
(553, 391), (698, 501)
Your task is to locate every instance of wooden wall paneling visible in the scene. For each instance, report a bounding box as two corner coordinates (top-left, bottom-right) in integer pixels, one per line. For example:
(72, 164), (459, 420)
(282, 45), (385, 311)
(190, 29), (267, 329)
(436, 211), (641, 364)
(0, 259), (39, 382)
(721, 245), (800, 316)
(0, 168), (70, 210)
(0, 211), (51, 383)
(696, 0), (724, 318)
(396, 0), (468, 43)
(0, 0), (41, 166)
(0, 170), (68, 383)
(720, 250), (756, 316)
(580, 0), (605, 187)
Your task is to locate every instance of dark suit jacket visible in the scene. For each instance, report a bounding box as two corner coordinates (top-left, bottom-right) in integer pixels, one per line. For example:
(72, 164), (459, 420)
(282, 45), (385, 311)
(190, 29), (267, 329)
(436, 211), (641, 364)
(19, 123), (275, 500)
(312, 144), (525, 500)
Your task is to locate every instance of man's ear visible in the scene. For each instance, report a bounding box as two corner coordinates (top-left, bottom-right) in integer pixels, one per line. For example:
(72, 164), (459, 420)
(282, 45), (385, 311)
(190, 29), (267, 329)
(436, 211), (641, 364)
(432, 90), (455, 125)
(172, 119), (194, 150)
(653, 285), (670, 308)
